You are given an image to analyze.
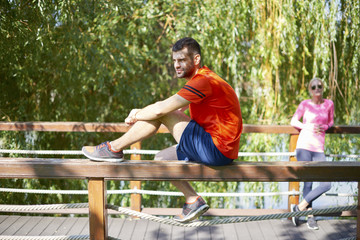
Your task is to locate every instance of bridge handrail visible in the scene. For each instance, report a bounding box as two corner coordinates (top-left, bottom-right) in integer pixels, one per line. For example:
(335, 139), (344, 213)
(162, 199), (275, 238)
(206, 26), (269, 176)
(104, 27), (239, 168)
(1, 121), (360, 134)
(1, 121), (359, 239)
(0, 157), (359, 239)
(1, 158), (360, 181)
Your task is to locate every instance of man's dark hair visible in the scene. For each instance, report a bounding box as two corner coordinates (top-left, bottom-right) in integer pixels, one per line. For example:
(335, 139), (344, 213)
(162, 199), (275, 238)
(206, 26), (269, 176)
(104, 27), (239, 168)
(172, 37), (201, 57)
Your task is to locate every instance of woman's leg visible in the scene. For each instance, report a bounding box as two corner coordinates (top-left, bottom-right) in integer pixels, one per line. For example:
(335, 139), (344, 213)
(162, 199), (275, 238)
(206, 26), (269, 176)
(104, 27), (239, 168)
(296, 149), (312, 211)
(297, 150), (331, 211)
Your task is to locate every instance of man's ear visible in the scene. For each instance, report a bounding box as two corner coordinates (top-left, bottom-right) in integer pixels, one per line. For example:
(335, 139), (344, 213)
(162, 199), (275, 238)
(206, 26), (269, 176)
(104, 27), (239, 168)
(194, 54), (201, 66)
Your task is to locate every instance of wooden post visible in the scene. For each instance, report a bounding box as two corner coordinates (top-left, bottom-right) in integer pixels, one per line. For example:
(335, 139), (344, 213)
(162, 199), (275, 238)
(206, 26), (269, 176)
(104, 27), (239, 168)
(130, 142), (142, 213)
(88, 178), (107, 240)
(357, 182), (360, 240)
(288, 134), (299, 212)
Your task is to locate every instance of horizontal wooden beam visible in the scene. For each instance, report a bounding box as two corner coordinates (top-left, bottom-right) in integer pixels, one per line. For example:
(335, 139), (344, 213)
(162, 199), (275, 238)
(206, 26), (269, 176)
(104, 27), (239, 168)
(1, 121), (359, 134)
(0, 121), (167, 133)
(1, 157), (359, 182)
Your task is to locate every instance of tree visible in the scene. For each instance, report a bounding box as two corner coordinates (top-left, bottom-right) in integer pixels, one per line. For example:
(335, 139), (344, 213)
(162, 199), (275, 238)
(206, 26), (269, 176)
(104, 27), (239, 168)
(1, 0), (359, 209)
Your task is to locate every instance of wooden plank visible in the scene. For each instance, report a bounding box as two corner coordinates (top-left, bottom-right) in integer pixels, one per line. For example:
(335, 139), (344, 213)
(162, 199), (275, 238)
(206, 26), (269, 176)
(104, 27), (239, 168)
(80, 217), (90, 235)
(130, 219), (149, 239)
(130, 141), (142, 213)
(88, 178), (107, 240)
(0, 216), (7, 224)
(117, 218), (137, 240)
(0, 216), (357, 239)
(317, 219), (346, 239)
(143, 220), (160, 240)
(27, 216), (53, 236)
(1, 121), (359, 134)
(70, 218), (89, 235)
(208, 225), (224, 240)
(2, 216), (30, 235)
(337, 219), (357, 237)
(55, 217), (78, 235)
(222, 223), (239, 240)
(171, 224), (185, 240)
(184, 226), (197, 240)
(268, 219), (291, 240)
(288, 134), (299, 212)
(246, 221), (265, 239)
(358, 182), (360, 239)
(197, 226), (212, 239)
(312, 219), (337, 240)
(258, 220), (279, 240)
(0, 216), (21, 234)
(233, 221), (252, 239)
(40, 217), (66, 235)
(1, 158), (360, 182)
(0, 121), (169, 133)
(158, 223), (173, 240)
(278, 218), (308, 240)
(15, 216), (42, 235)
(107, 217), (125, 238)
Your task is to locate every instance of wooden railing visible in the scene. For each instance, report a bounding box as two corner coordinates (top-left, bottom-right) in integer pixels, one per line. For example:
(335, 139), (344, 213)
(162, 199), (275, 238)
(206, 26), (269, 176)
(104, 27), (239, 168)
(1, 122), (359, 212)
(0, 122), (359, 240)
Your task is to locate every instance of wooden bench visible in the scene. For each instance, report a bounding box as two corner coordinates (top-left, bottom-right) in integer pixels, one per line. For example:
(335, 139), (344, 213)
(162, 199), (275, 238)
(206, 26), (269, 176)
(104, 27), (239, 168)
(0, 157), (359, 240)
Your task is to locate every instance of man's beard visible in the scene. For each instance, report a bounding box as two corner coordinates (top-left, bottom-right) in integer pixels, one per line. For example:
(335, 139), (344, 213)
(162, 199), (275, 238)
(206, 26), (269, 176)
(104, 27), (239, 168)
(177, 63), (195, 79)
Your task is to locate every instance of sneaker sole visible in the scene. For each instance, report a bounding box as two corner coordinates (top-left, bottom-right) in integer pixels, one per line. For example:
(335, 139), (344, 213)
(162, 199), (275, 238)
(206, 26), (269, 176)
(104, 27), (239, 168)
(174, 204), (210, 223)
(82, 149), (124, 163)
(307, 222), (319, 230)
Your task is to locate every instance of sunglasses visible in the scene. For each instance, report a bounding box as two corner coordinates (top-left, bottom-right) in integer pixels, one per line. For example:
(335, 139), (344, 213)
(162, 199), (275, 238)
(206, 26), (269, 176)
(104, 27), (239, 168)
(311, 84), (322, 90)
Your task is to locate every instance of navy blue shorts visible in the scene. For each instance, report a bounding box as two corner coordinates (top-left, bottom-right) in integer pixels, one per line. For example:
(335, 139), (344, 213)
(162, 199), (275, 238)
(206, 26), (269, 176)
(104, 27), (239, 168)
(176, 120), (233, 166)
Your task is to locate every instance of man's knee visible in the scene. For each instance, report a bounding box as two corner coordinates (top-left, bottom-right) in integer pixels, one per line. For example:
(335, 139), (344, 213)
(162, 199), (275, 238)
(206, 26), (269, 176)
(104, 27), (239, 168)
(154, 146), (178, 161)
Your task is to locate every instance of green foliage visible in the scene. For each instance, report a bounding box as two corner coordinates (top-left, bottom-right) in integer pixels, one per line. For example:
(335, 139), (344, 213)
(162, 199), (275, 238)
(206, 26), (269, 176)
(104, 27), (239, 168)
(0, 0), (359, 209)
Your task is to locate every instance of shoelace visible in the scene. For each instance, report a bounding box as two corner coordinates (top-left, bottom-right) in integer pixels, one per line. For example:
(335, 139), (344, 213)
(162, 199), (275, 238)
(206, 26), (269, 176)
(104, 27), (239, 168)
(96, 142), (107, 150)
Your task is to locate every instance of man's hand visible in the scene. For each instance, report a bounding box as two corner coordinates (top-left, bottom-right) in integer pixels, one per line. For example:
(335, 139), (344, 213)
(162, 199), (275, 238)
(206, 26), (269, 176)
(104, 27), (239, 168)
(125, 109), (140, 125)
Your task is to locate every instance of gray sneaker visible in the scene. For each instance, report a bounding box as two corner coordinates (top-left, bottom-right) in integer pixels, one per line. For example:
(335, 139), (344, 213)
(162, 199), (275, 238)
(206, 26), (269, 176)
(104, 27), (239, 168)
(307, 217), (319, 230)
(291, 204), (300, 226)
(82, 141), (124, 162)
(174, 196), (209, 223)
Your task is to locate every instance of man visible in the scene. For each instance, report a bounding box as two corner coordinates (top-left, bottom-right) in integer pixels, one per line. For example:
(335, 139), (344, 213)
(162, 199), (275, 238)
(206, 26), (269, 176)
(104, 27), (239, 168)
(82, 37), (243, 223)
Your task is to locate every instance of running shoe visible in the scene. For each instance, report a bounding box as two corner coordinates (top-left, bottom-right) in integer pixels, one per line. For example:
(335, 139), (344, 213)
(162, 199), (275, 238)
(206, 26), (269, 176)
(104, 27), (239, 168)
(307, 217), (319, 230)
(174, 196), (209, 223)
(82, 141), (124, 162)
(291, 204), (300, 226)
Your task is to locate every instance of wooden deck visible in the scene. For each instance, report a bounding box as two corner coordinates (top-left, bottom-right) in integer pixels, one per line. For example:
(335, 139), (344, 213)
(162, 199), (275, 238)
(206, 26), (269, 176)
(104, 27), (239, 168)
(0, 215), (356, 240)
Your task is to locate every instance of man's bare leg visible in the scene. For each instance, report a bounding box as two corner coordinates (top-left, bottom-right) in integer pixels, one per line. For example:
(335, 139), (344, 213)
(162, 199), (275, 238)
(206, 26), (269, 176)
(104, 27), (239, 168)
(110, 110), (190, 151)
(154, 146), (199, 203)
(110, 120), (161, 151)
(108, 110), (199, 202)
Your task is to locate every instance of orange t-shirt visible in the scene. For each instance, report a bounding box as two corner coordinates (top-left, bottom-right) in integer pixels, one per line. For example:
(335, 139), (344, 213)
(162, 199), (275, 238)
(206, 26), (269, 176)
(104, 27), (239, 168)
(177, 66), (242, 159)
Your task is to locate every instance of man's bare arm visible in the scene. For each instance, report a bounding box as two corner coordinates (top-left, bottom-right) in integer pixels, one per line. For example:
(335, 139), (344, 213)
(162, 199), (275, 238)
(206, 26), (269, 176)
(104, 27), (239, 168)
(125, 94), (190, 125)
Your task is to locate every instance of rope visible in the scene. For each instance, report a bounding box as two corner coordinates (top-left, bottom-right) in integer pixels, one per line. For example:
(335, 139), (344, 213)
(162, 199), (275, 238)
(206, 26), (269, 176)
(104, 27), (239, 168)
(0, 203), (88, 212)
(0, 236), (89, 240)
(106, 204), (357, 227)
(0, 203), (355, 227)
(0, 187), (356, 197)
(1, 149), (359, 158)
